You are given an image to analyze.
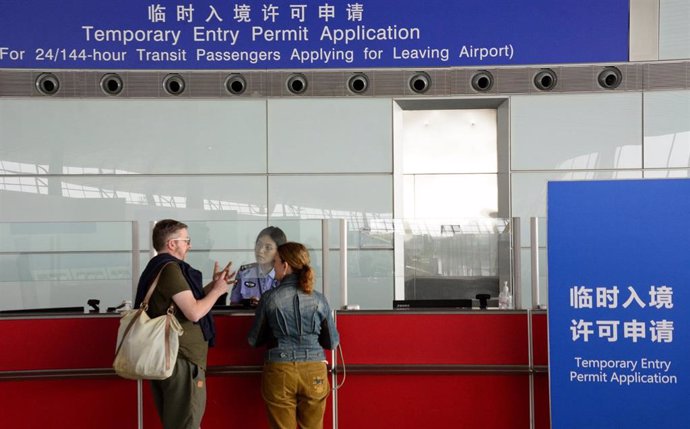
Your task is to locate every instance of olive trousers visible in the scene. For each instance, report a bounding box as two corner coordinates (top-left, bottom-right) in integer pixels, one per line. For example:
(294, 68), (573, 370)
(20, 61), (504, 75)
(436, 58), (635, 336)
(261, 361), (330, 429)
(150, 357), (206, 429)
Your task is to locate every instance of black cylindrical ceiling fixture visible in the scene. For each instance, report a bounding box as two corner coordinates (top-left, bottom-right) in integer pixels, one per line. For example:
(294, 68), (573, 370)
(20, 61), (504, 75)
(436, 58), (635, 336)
(347, 73), (369, 94)
(225, 74), (247, 95)
(471, 70), (494, 92)
(100, 73), (124, 95)
(163, 73), (186, 95)
(597, 66), (622, 90)
(286, 73), (308, 94)
(409, 72), (431, 94)
(35, 73), (60, 96)
(533, 69), (557, 91)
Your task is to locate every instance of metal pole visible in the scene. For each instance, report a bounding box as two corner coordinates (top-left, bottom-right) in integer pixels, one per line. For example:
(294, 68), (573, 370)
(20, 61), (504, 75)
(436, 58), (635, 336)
(322, 219), (329, 296)
(149, 221), (157, 259)
(527, 309), (535, 429)
(331, 312), (339, 429)
(530, 217), (540, 309)
(131, 221), (140, 301)
(512, 217), (522, 310)
(340, 219), (348, 308)
(137, 379), (143, 429)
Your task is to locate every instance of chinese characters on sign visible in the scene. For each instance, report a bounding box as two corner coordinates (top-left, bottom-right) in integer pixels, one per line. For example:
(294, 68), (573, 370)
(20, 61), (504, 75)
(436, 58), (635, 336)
(569, 285), (674, 343)
(145, 3), (367, 24)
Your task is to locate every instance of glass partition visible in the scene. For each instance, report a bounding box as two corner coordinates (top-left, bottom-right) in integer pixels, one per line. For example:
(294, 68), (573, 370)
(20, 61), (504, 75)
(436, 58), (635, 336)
(0, 218), (518, 314)
(0, 221), (135, 312)
(397, 218), (512, 306)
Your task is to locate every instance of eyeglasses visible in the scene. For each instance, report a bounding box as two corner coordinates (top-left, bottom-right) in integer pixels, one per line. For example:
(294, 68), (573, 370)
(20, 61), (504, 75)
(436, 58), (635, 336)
(169, 237), (191, 245)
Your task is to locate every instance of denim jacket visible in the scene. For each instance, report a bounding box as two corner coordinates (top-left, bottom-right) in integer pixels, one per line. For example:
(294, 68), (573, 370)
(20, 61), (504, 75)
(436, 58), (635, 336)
(247, 273), (340, 362)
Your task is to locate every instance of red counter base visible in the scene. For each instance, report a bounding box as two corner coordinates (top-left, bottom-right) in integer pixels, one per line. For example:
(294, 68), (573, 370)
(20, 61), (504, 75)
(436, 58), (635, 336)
(0, 379), (138, 428)
(0, 311), (550, 429)
(338, 374), (530, 428)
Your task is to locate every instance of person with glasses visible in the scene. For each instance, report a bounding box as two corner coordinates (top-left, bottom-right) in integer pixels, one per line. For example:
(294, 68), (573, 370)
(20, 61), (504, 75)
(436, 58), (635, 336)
(248, 241), (340, 429)
(230, 226), (287, 307)
(134, 219), (236, 429)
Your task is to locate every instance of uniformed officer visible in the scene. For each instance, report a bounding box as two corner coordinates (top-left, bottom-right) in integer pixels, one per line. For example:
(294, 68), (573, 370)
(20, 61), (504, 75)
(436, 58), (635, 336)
(230, 226), (287, 306)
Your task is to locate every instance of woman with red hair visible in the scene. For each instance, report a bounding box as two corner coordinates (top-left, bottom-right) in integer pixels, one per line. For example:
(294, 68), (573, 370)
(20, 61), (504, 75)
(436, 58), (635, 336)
(248, 242), (340, 429)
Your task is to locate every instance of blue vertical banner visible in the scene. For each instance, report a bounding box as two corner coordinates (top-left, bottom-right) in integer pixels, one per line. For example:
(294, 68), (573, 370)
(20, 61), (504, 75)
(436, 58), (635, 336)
(548, 179), (690, 429)
(0, 0), (629, 69)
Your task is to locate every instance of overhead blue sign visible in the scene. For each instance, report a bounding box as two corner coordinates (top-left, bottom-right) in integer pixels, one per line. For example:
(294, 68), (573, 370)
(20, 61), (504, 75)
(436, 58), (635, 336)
(0, 0), (629, 70)
(548, 179), (690, 429)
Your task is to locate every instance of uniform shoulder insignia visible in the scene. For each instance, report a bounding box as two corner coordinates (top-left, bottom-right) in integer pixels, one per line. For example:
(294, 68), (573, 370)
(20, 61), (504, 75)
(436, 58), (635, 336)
(239, 262), (258, 271)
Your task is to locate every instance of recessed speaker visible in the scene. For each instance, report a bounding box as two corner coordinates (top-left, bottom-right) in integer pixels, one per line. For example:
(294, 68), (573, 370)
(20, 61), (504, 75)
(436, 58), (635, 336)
(286, 73), (308, 94)
(533, 69), (557, 91)
(100, 73), (123, 95)
(597, 66), (622, 90)
(35, 73), (60, 96)
(471, 71), (494, 92)
(163, 74), (186, 95)
(347, 73), (369, 94)
(409, 72), (431, 94)
(224, 74), (247, 95)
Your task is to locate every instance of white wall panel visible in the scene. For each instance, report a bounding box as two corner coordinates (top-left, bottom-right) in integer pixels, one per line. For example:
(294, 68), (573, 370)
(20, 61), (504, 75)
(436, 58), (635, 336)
(267, 99), (392, 173)
(268, 175), (392, 221)
(0, 99), (267, 175)
(644, 169), (690, 178)
(0, 175), (268, 224)
(511, 93), (643, 170)
(644, 90), (690, 168)
(660, 0), (690, 60)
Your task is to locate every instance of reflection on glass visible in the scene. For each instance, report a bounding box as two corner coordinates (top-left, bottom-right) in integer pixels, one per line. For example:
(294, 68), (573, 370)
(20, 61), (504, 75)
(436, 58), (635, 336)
(0, 176), (49, 194)
(0, 221), (134, 312)
(402, 218), (511, 303)
(0, 160), (49, 175)
(0, 160), (49, 194)
(0, 218), (516, 312)
(359, 219), (396, 249)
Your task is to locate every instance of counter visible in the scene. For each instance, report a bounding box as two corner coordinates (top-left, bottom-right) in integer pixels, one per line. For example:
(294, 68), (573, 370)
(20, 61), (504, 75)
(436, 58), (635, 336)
(0, 309), (549, 429)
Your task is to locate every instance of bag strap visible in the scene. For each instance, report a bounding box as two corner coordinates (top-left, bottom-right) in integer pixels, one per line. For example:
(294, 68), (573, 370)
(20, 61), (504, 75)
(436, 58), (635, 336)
(140, 261), (176, 308)
(164, 307), (174, 371)
(114, 262), (176, 359)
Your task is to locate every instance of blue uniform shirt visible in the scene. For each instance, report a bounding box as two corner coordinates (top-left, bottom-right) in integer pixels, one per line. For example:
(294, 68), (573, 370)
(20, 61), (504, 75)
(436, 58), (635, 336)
(230, 262), (278, 303)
